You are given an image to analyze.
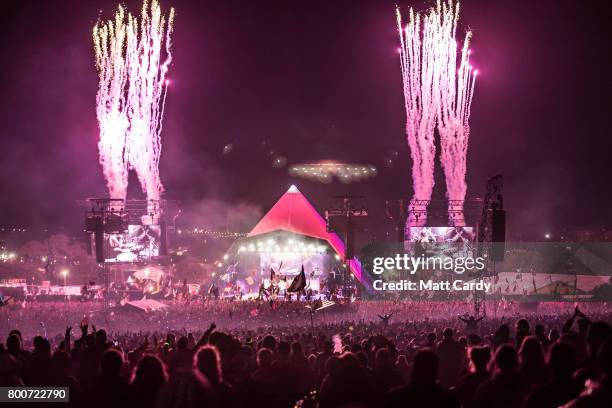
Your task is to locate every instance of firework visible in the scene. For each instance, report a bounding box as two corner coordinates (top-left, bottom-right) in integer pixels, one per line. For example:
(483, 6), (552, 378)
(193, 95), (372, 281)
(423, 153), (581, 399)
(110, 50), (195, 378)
(93, 0), (174, 202)
(435, 1), (476, 226)
(396, 4), (440, 226)
(93, 5), (130, 200)
(396, 0), (476, 227)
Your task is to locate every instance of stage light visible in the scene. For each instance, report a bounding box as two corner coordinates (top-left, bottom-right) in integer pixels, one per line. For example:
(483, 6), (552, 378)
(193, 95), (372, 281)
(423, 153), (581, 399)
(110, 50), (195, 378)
(223, 254), (229, 260)
(272, 156), (287, 168)
(61, 269), (69, 286)
(290, 161), (377, 183)
(545, 233), (551, 239)
(222, 144), (234, 154)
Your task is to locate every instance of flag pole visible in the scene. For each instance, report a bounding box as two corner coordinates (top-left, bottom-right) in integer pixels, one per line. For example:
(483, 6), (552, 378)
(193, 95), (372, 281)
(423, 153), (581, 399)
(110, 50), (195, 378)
(309, 307), (314, 337)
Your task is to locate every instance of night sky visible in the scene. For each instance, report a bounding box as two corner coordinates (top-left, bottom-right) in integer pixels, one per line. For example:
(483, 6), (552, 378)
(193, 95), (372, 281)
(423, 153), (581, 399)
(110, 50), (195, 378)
(1, 0), (612, 240)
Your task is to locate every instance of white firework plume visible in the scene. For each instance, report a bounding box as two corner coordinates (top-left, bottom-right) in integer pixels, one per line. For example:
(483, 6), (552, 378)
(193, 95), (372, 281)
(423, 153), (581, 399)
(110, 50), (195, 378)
(93, 5), (131, 199)
(94, 0), (174, 202)
(396, 0), (476, 227)
(435, 0), (477, 226)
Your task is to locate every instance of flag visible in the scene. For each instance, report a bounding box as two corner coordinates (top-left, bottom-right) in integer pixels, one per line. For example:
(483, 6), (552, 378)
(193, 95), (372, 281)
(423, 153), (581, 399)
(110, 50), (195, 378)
(306, 299), (335, 311)
(318, 299), (335, 310)
(270, 268), (276, 282)
(287, 265), (307, 293)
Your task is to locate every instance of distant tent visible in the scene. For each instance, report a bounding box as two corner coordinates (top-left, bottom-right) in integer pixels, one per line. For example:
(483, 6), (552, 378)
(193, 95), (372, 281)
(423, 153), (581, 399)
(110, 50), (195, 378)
(497, 243), (612, 276)
(247, 185), (371, 288)
(535, 280), (583, 295)
(478, 271), (611, 296)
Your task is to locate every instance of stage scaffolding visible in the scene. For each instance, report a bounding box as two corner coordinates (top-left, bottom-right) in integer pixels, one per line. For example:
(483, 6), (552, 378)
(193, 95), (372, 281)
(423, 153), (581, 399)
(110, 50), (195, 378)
(78, 198), (180, 308)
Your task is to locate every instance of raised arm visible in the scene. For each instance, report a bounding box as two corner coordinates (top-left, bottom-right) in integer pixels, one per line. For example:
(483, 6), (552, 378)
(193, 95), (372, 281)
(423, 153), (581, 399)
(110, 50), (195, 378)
(64, 326), (72, 353)
(196, 322), (216, 347)
(575, 307), (591, 323)
(562, 308), (578, 334)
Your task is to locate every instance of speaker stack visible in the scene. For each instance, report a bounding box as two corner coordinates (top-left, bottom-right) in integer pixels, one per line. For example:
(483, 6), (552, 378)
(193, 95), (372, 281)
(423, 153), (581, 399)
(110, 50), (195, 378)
(490, 209), (506, 262)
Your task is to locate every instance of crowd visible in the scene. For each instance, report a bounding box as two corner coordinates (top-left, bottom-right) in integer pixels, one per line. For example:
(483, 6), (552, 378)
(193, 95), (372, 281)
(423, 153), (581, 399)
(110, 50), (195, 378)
(1, 300), (612, 407)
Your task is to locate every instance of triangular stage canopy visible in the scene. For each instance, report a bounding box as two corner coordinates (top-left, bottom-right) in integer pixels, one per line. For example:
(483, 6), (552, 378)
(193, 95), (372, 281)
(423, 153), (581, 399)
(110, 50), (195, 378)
(248, 185), (370, 287)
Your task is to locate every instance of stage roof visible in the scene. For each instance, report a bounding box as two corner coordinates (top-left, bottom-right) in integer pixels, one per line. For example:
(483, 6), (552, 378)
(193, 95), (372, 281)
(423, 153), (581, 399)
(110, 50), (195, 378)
(249, 185), (331, 240)
(247, 185), (370, 286)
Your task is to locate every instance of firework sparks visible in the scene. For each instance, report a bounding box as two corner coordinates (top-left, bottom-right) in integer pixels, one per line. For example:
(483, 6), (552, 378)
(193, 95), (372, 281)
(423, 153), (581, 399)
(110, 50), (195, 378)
(93, 0), (174, 202)
(435, 0), (476, 226)
(396, 0), (476, 227)
(93, 5), (130, 200)
(396, 4), (440, 226)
